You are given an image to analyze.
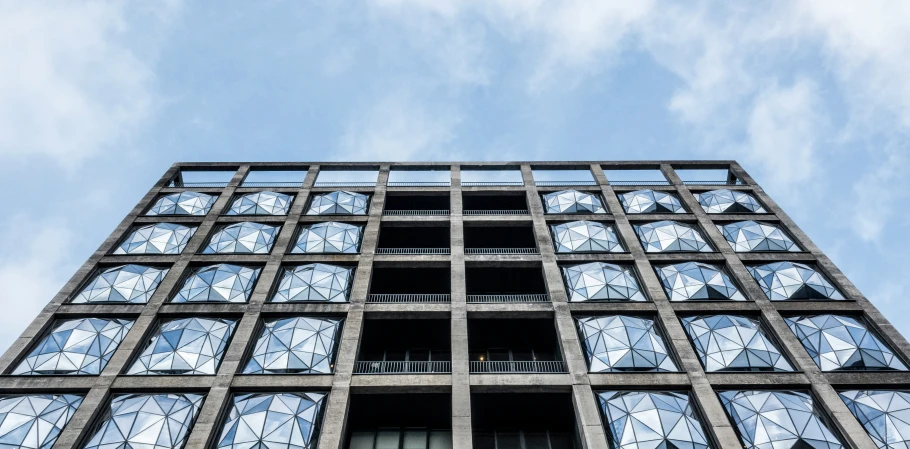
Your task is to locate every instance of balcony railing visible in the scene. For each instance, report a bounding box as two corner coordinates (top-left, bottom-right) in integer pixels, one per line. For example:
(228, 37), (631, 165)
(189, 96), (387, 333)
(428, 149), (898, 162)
(388, 182), (451, 187)
(608, 180), (671, 186)
(354, 361), (451, 374)
(682, 180), (742, 186)
(463, 210), (529, 215)
(466, 294), (550, 303)
(534, 181), (597, 187)
(383, 210), (450, 216)
(375, 248), (451, 255)
(461, 182), (524, 186)
(470, 360), (566, 373)
(314, 181), (377, 187)
(367, 294), (451, 303)
(465, 248), (539, 255)
(240, 181), (304, 188)
(167, 181), (230, 188)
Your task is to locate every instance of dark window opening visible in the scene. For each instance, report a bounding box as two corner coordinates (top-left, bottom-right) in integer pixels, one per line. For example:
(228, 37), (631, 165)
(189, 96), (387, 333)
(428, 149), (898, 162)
(464, 226), (536, 249)
(468, 319), (561, 363)
(385, 195), (451, 211)
(347, 394), (452, 449)
(465, 267), (546, 295)
(472, 393), (579, 449)
(370, 267), (451, 295)
(377, 225), (450, 250)
(463, 195), (528, 211)
(358, 319), (451, 362)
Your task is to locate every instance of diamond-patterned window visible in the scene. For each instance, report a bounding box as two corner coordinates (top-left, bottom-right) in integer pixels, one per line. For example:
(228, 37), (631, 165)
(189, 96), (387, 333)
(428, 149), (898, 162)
(634, 221), (712, 252)
(84, 393), (204, 449)
(0, 394), (83, 449)
(577, 315), (678, 372)
(562, 263), (645, 301)
(697, 189), (765, 214)
(172, 264), (260, 303)
(541, 190), (607, 214)
(618, 189), (686, 214)
(243, 316), (342, 374)
(719, 391), (843, 449)
(748, 262), (844, 301)
(655, 262), (745, 301)
(839, 390), (910, 449)
(292, 222), (363, 253)
(681, 315), (793, 372)
(550, 221), (623, 253)
(71, 265), (169, 304)
(226, 191), (293, 216)
(786, 314), (907, 371)
(202, 222), (280, 254)
(127, 317), (236, 375)
(596, 391), (711, 449)
(217, 393), (327, 449)
(146, 191), (216, 216)
(113, 223), (197, 255)
(717, 221), (800, 252)
(12, 318), (134, 375)
(306, 191), (369, 215)
(271, 264), (353, 303)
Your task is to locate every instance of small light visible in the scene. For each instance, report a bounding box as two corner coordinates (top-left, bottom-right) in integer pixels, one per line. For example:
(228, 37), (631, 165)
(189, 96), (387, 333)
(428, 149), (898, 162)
(479, 356), (484, 361)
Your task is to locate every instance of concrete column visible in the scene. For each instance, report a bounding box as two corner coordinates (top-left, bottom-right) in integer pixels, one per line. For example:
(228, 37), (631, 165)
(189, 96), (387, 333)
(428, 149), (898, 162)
(450, 164), (473, 449)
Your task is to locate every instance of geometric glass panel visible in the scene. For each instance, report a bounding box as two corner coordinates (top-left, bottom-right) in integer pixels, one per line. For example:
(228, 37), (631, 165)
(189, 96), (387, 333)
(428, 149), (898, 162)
(305, 191), (369, 215)
(576, 315), (678, 372)
(562, 263), (645, 301)
(717, 221), (800, 252)
(681, 315), (794, 372)
(0, 394), (83, 449)
(226, 191), (293, 216)
(83, 393), (204, 449)
(172, 264), (261, 303)
(786, 315), (908, 372)
(127, 317), (237, 375)
(113, 223), (197, 255)
(12, 318), (134, 375)
(839, 390), (910, 449)
(541, 190), (607, 214)
(550, 221), (623, 253)
(655, 262), (745, 301)
(596, 391), (711, 449)
(719, 390), (843, 449)
(291, 222), (363, 254)
(216, 392), (327, 449)
(271, 264), (353, 303)
(634, 221), (712, 253)
(202, 222), (280, 254)
(748, 262), (845, 301)
(697, 189), (766, 214)
(618, 190), (686, 214)
(71, 265), (169, 304)
(146, 192), (217, 216)
(243, 316), (342, 374)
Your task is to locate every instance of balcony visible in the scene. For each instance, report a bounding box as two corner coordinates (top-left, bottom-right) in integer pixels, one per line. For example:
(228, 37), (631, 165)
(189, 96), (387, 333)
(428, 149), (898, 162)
(676, 168), (743, 186)
(369, 266), (451, 303)
(464, 225), (538, 255)
(469, 360), (565, 373)
(466, 266), (548, 303)
(532, 168), (597, 187)
(356, 319), (451, 374)
(354, 361), (451, 374)
(367, 294), (450, 304)
(383, 194), (450, 216)
(167, 170), (235, 188)
(388, 168), (451, 187)
(462, 194), (529, 215)
(473, 393), (579, 449)
(603, 168), (670, 186)
(376, 224), (450, 255)
(313, 169), (379, 188)
(241, 170), (309, 187)
(461, 168), (524, 187)
(469, 319), (566, 374)
(347, 394), (452, 449)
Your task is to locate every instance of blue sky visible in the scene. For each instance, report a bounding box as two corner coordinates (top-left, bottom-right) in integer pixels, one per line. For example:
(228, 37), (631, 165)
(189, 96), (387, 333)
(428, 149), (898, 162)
(1, 1), (909, 349)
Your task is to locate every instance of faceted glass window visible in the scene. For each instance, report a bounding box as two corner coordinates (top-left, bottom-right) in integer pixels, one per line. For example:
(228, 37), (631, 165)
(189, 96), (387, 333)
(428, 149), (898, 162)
(202, 222), (280, 254)
(550, 221), (623, 253)
(717, 221), (800, 252)
(271, 264), (353, 303)
(71, 265), (169, 304)
(226, 191), (293, 216)
(12, 318), (134, 375)
(681, 315), (793, 372)
(786, 315), (907, 371)
(0, 394), (83, 449)
(697, 189), (765, 214)
(577, 315), (678, 372)
(541, 190), (607, 214)
(147, 192), (216, 216)
(292, 222), (363, 253)
(596, 391), (711, 449)
(719, 391), (843, 449)
(562, 263), (645, 302)
(839, 390), (910, 449)
(127, 317), (237, 375)
(306, 191), (369, 215)
(634, 221), (712, 253)
(173, 264), (260, 303)
(748, 262), (844, 301)
(618, 190), (686, 214)
(113, 223), (197, 255)
(84, 393), (204, 449)
(655, 262), (745, 301)
(243, 316), (342, 374)
(217, 393), (327, 449)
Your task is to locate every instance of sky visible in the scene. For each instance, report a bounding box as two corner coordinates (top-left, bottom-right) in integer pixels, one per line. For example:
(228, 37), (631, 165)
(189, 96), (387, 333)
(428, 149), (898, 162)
(1, 0), (910, 349)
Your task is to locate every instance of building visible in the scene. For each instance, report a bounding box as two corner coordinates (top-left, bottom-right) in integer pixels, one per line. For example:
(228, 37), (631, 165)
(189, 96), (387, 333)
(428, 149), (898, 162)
(0, 161), (908, 449)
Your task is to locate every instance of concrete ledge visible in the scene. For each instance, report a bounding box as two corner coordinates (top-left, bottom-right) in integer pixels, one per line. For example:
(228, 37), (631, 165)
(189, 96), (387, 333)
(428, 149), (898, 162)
(704, 372), (809, 386)
(587, 373), (691, 388)
(350, 374), (452, 390)
(469, 373), (574, 390)
(0, 376), (96, 391)
(230, 374), (335, 389)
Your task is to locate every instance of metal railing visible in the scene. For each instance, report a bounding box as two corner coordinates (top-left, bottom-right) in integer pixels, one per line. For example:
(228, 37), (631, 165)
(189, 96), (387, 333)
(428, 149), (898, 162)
(466, 294), (550, 303)
(367, 294), (451, 303)
(470, 361), (566, 373)
(167, 182), (230, 188)
(461, 181), (524, 186)
(608, 180), (672, 186)
(354, 361), (451, 374)
(388, 182), (451, 187)
(375, 248), (451, 255)
(313, 182), (377, 187)
(465, 248), (539, 255)
(240, 181), (303, 187)
(535, 181), (597, 186)
(383, 210), (450, 216)
(463, 209), (530, 215)
(682, 180), (742, 186)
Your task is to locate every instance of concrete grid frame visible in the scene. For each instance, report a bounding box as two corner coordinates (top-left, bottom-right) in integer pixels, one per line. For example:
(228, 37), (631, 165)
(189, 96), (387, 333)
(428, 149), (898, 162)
(0, 160), (908, 449)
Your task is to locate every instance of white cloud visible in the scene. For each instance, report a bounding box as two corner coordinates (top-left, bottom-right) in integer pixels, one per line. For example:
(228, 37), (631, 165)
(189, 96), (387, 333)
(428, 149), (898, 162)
(850, 148), (908, 242)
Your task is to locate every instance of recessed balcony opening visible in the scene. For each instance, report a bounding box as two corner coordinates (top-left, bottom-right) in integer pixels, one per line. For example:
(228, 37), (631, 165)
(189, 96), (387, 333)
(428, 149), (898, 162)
(461, 168), (524, 186)
(675, 168), (741, 186)
(464, 225), (538, 255)
(368, 265), (451, 303)
(473, 393), (579, 449)
(241, 169), (310, 187)
(466, 266), (547, 303)
(468, 319), (565, 373)
(384, 194), (451, 216)
(348, 393), (453, 449)
(355, 319), (451, 374)
(463, 194), (529, 216)
(388, 168), (451, 187)
(315, 169), (380, 188)
(377, 224), (450, 255)
(602, 168), (669, 186)
(532, 167), (596, 187)
(168, 169), (237, 187)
